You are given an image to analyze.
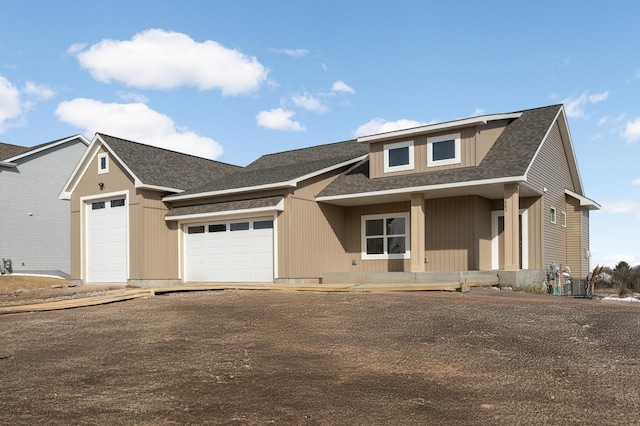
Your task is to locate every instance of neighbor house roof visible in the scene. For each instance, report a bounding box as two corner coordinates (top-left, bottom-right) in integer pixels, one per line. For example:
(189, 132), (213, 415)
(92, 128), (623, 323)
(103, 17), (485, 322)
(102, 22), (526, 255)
(164, 139), (369, 201)
(318, 104), (564, 199)
(1, 135), (89, 168)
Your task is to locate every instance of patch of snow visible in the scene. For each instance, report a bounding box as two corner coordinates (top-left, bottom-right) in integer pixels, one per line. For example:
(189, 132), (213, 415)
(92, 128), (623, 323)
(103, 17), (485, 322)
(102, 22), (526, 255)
(2, 273), (65, 280)
(601, 296), (640, 303)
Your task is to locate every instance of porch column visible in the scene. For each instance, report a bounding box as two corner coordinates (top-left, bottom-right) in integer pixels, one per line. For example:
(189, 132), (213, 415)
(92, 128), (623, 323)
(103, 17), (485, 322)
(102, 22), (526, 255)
(503, 183), (520, 270)
(410, 193), (425, 272)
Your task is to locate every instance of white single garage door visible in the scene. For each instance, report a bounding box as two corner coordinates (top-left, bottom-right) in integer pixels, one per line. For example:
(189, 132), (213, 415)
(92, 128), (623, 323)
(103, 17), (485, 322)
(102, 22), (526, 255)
(86, 197), (127, 283)
(184, 218), (274, 282)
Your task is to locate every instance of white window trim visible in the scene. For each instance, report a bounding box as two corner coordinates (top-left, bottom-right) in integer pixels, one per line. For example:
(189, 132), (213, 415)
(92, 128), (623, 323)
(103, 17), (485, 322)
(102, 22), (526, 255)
(361, 212), (410, 260)
(550, 207), (557, 224)
(427, 133), (461, 167)
(98, 153), (109, 174)
(383, 140), (414, 173)
(561, 211), (567, 228)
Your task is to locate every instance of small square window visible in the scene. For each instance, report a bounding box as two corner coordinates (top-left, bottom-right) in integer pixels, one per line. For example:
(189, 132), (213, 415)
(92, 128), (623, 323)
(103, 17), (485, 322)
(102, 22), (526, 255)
(550, 208), (557, 224)
(253, 220), (274, 230)
(91, 201), (105, 210)
(383, 140), (414, 173)
(427, 133), (461, 167)
(98, 153), (109, 174)
(110, 198), (125, 208)
(188, 226), (205, 234)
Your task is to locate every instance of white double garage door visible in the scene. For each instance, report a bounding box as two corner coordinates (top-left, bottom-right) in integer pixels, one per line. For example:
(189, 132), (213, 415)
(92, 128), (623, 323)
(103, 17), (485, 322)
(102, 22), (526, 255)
(184, 218), (274, 283)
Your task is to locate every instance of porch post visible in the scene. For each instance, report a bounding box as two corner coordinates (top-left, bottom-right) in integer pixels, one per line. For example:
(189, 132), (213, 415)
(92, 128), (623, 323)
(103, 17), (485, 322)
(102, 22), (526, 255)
(410, 193), (425, 272)
(503, 183), (520, 270)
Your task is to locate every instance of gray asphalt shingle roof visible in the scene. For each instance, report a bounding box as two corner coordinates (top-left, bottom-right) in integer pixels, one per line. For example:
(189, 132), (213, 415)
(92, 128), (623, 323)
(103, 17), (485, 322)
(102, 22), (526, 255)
(99, 134), (242, 191)
(0, 136), (76, 161)
(176, 139), (369, 196)
(318, 104), (562, 197)
(166, 196), (283, 218)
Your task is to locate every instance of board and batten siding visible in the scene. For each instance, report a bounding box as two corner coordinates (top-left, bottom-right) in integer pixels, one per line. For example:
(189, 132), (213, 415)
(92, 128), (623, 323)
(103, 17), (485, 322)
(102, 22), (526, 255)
(565, 195), (583, 278)
(582, 209), (590, 275)
(278, 169), (350, 278)
(0, 139), (87, 276)
(526, 121), (575, 270)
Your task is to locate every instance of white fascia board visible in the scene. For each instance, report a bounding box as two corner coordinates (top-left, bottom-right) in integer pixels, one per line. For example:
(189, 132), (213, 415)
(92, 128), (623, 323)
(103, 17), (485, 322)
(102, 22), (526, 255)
(316, 176), (526, 202)
(0, 161), (17, 168)
(163, 181), (294, 202)
(163, 155), (368, 203)
(59, 136), (102, 200)
(165, 199), (285, 222)
(5, 134), (90, 162)
(357, 113), (523, 144)
(565, 189), (601, 210)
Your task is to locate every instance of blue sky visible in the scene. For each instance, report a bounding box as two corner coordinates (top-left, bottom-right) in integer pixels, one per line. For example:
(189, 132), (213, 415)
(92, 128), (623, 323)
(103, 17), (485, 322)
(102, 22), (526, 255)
(1, 1), (639, 269)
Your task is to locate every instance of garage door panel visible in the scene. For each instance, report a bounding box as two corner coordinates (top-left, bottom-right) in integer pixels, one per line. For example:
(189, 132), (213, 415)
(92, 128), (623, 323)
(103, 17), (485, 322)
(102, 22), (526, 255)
(87, 198), (127, 283)
(185, 218), (273, 283)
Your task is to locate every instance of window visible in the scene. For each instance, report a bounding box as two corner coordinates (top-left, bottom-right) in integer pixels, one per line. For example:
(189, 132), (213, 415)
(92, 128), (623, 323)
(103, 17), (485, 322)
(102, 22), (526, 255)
(110, 198), (125, 208)
(98, 153), (109, 174)
(230, 222), (250, 231)
(550, 208), (557, 224)
(561, 211), (567, 227)
(187, 226), (205, 234)
(362, 213), (410, 260)
(427, 133), (461, 167)
(254, 220), (274, 229)
(383, 140), (414, 173)
(91, 201), (105, 210)
(209, 224), (226, 233)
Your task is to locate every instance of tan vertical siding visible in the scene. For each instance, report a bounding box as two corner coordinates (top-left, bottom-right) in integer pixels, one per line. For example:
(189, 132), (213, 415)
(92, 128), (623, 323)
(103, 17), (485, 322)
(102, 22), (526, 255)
(476, 196), (493, 270)
(70, 210), (81, 278)
(425, 196), (479, 271)
(582, 210), (590, 275)
(526, 121), (572, 269)
(475, 120), (509, 165)
(565, 195), (582, 278)
(278, 170), (349, 278)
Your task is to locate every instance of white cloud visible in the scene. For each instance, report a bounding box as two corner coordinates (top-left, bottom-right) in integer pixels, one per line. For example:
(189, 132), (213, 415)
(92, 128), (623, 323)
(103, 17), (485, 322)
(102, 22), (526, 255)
(331, 80), (355, 94)
(599, 200), (640, 220)
(354, 118), (433, 137)
(291, 93), (328, 113)
(256, 108), (305, 131)
(0, 76), (22, 132)
(55, 98), (223, 159)
(472, 107), (485, 116)
(269, 48), (308, 57)
(23, 82), (55, 100)
(622, 118), (640, 143)
(71, 29), (268, 95)
(563, 90), (609, 118)
(632, 178), (640, 186)
(116, 91), (149, 103)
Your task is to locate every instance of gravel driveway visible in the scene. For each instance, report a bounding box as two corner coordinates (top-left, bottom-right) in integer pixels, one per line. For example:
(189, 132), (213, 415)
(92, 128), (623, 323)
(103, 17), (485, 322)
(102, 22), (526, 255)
(1, 288), (639, 425)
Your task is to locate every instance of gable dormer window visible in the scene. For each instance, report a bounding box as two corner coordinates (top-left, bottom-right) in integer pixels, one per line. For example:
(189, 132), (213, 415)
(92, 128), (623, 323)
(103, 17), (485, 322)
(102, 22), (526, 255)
(427, 133), (460, 167)
(383, 140), (414, 173)
(98, 153), (109, 174)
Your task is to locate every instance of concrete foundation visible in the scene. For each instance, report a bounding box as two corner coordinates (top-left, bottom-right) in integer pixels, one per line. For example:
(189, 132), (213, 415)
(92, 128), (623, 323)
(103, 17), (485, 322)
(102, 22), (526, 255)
(322, 271), (500, 286)
(497, 270), (545, 289)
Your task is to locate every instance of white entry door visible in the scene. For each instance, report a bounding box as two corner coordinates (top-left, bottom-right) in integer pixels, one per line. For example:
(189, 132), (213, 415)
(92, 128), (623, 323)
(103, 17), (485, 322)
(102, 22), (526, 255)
(184, 218), (274, 282)
(86, 197), (127, 283)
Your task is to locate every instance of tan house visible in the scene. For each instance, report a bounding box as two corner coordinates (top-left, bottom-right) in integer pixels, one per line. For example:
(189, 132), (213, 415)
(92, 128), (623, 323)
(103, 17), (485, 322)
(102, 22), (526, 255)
(60, 104), (599, 287)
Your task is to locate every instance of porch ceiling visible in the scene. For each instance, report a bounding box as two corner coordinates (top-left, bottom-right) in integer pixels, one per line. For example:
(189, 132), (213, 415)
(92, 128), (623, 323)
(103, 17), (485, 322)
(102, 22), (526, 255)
(317, 181), (542, 207)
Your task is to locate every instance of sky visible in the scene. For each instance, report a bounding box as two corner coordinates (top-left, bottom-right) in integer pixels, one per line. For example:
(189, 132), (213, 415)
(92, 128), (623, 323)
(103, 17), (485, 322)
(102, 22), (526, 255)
(1, 1), (639, 269)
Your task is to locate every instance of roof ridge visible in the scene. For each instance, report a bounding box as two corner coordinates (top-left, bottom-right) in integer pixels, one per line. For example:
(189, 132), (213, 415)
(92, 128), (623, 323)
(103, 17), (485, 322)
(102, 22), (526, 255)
(97, 133), (240, 168)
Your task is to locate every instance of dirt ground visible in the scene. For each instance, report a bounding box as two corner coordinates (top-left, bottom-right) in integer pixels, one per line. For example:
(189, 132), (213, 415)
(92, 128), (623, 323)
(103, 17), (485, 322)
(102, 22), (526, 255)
(0, 275), (124, 306)
(1, 287), (640, 425)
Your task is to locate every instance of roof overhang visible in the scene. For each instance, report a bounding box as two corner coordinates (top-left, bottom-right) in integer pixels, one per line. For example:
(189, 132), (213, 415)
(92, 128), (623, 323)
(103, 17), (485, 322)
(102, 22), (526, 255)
(357, 113), (523, 144)
(165, 197), (284, 222)
(317, 176), (532, 207)
(565, 189), (601, 210)
(5, 134), (89, 163)
(162, 154), (368, 203)
(0, 161), (17, 168)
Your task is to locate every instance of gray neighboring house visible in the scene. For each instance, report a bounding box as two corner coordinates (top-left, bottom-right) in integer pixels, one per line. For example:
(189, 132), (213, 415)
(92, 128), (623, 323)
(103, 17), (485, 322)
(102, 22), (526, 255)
(0, 135), (89, 277)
